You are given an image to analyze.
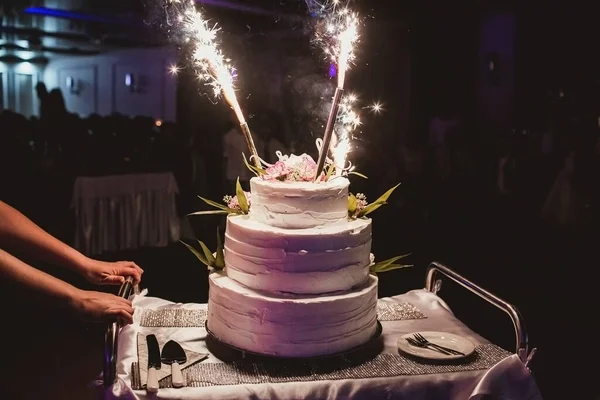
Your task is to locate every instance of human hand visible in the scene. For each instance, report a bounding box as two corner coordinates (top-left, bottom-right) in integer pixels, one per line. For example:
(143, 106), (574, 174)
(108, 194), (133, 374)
(70, 290), (134, 325)
(80, 259), (143, 286)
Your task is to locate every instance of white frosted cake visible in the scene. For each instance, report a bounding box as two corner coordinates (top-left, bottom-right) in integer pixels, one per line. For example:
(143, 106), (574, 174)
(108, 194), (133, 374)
(207, 167), (379, 358)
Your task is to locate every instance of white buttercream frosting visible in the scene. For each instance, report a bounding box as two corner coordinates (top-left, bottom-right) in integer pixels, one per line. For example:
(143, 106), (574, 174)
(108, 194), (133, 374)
(249, 177), (349, 229)
(207, 272), (379, 357)
(207, 175), (380, 358)
(224, 215), (372, 294)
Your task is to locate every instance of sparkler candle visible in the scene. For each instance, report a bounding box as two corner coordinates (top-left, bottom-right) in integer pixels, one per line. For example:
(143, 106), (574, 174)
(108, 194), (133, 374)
(315, 87), (344, 180)
(167, 0), (261, 168)
(313, 3), (360, 180)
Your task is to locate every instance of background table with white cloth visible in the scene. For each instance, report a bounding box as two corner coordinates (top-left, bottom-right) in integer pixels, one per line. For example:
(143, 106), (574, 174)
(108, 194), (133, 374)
(72, 172), (181, 255)
(106, 288), (542, 400)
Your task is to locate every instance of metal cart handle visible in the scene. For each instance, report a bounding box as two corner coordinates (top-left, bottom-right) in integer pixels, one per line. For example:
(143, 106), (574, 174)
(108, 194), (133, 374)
(425, 262), (529, 363)
(103, 277), (136, 387)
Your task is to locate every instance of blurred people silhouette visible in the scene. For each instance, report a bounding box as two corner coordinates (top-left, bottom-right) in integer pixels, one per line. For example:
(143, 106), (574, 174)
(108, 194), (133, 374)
(541, 150), (586, 226)
(36, 83), (67, 123)
(35, 82), (50, 121)
(48, 88), (67, 117)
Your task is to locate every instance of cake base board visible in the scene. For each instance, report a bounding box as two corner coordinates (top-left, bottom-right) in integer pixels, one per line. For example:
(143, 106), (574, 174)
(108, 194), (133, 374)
(206, 320), (383, 369)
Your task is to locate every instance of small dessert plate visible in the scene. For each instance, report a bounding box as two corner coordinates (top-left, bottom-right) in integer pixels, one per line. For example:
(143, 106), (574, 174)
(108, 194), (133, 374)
(398, 331), (475, 361)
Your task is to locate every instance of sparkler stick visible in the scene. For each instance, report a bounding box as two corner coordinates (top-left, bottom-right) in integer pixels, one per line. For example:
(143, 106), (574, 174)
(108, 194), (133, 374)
(240, 122), (260, 167)
(213, 65), (261, 169)
(315, 87), (343, 180)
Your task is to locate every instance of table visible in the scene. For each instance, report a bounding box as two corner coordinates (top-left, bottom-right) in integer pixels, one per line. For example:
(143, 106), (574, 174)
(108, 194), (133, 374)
(72, 172), (180, 254)
(103, 264), (543, 400)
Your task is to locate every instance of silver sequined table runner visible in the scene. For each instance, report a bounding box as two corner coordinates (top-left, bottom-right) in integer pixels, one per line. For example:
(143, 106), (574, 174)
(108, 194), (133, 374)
(132, 344), (511, 389)
(140, 300), (426, 327)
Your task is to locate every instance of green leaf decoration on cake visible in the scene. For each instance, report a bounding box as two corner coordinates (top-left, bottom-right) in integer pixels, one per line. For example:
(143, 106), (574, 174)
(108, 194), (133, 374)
(180, 229), (225, 273)
(369, 254), (412, 275)
(188, 196), (238, 216)
(357, 183), (401, 218)
(215, 227), (225, 269)
(348, 171), (368, 179)
(348, 193), (358, 217)
(198, 241), (216, 265)
(325, 163), (336, 181)
(243, 153), (266, 177)
(235, 177), (249, 214)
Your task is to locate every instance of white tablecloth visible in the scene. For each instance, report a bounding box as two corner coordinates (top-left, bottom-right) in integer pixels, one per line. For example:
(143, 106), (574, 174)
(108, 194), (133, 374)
(72, 173), (181, 254)
(105, 289), (542, 400)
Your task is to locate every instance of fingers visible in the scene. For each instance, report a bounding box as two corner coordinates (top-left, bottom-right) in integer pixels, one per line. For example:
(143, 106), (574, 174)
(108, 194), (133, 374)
(116, 308), (134, 325)
(117, 296), (133, 307)
(103, 275), (126, 285)
(112, 298), (134, 325)
(117, 261), (144, 285)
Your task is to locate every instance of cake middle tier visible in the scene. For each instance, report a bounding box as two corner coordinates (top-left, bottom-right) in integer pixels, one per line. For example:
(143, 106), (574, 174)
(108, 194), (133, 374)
(224, 215), (372, 294)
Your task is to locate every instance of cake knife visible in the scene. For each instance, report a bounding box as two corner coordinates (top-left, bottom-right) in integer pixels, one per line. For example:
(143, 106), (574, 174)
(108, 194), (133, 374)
(146, 334), (161, 393)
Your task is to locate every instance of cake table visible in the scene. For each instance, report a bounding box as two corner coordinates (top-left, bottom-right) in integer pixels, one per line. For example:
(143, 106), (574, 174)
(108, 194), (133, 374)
(102, 263), (542, 400)
(72, 172), (180, 255)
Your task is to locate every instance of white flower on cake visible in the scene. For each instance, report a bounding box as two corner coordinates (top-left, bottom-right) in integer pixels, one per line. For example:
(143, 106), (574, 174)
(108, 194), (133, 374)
(351, 193), (368, 218)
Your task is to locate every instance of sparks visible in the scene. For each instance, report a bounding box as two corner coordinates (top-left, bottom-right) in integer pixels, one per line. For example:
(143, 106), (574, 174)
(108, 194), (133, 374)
(165, 0), (245, 123)
(310, 1), (386, 177)
(366, 102), (384, 114)
(162, 0), (260, 166)
(312, 0), (360, 89)
(311, 0), (362, 176)
(330, 93), (360, 173)
(169, 64), (181, 74)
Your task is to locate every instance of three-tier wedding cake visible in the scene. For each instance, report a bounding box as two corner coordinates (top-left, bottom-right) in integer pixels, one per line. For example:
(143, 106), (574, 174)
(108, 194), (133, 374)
(188, 153), (402, 358)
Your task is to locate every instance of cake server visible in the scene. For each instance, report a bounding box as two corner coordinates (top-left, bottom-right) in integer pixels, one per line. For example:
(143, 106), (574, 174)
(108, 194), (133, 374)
(161, 340), (187, 388)
(146, 334), (161, 393)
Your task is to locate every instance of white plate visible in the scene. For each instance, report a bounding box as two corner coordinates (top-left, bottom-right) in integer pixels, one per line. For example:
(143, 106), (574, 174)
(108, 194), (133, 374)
(397, 331), (475, 361)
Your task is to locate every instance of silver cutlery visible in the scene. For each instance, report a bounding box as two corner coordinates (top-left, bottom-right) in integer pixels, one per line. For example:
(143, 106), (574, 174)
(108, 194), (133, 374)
(131, 362), (141, 390)
(406, 337), (452, 355)
(412, 333), (465, 355)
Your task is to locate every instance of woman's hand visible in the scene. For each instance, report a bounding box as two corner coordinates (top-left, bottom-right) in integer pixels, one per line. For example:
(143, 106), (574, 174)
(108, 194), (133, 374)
(80, 259), (143, 286)
(70, 290), (135, 325)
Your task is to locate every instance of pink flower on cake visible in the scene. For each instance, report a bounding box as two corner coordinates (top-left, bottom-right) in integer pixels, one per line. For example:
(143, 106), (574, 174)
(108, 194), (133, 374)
(223, 192), (251, 212)
(263, 161), (291, 181)
(261, 153), (325, 182)
(296, 154), (319, 181)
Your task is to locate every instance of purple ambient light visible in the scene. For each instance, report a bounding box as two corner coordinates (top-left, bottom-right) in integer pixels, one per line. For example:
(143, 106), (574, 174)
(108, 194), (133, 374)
(329, 64), (337, 78)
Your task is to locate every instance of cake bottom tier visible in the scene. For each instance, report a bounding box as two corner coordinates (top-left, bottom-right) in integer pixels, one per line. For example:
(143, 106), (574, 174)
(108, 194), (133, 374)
(207, 272), (379, 358)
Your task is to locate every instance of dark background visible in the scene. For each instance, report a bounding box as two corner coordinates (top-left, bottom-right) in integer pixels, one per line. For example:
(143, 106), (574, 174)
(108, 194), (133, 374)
(1, 0), (599, 399)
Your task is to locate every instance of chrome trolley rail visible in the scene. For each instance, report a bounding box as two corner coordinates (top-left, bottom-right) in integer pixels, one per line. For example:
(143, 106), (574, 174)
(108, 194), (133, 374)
(425, 262), (529, 363)
(102, 263), (531, 386)
(104, 277), (136, 387)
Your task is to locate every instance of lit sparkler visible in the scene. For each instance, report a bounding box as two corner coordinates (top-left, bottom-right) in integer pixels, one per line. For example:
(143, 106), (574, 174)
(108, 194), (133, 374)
(330, 93), (359, 174)
(164, 0), (260, 168)
(312, 0), (360, 180)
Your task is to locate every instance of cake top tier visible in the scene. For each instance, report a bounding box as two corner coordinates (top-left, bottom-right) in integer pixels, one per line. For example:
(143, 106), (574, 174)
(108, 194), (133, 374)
(249, 176), (350, 229)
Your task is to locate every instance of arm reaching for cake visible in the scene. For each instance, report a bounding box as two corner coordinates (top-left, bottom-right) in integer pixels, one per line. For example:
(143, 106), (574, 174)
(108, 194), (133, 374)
(0, 249), (134, 324)
(0, 200), (143, 285)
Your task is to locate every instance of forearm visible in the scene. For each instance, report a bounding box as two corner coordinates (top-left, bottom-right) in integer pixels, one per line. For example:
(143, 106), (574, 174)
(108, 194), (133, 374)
(0, 201), (88, 273)
(0, 248), (81, 309)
